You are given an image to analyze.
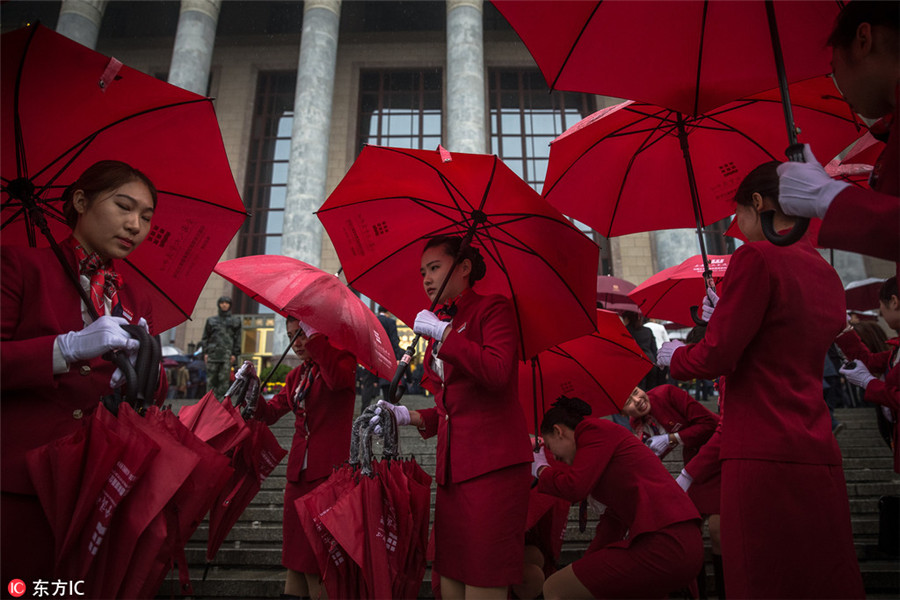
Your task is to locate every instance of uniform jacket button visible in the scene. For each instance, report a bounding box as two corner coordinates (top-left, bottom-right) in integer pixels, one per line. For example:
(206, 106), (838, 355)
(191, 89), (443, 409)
(72, 409), (84, 419)
(79, 365), (91, 376)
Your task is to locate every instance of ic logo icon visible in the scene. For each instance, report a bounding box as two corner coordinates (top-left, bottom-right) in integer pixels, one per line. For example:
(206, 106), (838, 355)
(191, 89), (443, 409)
(8, 579), (26, 597)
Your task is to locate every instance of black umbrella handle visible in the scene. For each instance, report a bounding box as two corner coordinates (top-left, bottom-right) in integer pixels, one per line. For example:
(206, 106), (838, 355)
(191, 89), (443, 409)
(761, 0), (811, 246)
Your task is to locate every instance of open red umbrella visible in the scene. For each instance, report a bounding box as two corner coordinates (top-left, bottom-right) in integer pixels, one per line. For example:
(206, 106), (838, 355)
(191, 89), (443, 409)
(628, 254), (732, 327)
(493, 0), (845, 245)
(317, 145), (600, 362)
(214, 255), (398, 380)
(596, 275), (640, 314)
(519, 309), (653, 432)
(1, 24), (246, 333)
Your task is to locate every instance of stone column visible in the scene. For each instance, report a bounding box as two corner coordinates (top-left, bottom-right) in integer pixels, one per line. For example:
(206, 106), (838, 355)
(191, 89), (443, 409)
(281, 0), (341, 267)
(168, 0), (222, 96)
(651, 230), (701, 272)
(445, 0), (486, 153)
(56, 0), (107, 49)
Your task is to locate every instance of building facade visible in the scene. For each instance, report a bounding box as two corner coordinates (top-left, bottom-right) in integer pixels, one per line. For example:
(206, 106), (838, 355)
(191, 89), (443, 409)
(3, 0), (886, 360)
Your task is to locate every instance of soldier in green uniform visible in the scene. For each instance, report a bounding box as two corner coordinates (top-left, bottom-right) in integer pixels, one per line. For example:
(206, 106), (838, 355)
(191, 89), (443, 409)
(201, 295), (242, 400)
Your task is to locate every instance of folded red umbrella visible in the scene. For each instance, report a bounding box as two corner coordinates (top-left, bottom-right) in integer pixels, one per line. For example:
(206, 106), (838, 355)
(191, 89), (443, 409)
(214, 255), (398, 379)
(206, 418), (287, 563)
(520, 309), (653, 432)
(628, 254), (731, 327)
(24, 404), (160, 581)
(178, 389), (251, 454)
(399, 459), (432, 599)
(317, 145), (599, 360)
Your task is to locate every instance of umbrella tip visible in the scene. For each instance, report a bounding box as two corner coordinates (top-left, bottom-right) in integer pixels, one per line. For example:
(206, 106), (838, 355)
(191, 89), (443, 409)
(437, 145), (452, 163)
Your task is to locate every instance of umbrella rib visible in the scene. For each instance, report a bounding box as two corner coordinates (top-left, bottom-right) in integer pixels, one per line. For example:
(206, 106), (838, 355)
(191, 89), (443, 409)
(549, 0), (603, 91)
(156, 190), (250, 216)
(692, 0), (711, 118)
(373, 146), (476, 213)
(633, 279), (682, 320)
(121, 258), (192, 321)
(30, 98), (214, 190)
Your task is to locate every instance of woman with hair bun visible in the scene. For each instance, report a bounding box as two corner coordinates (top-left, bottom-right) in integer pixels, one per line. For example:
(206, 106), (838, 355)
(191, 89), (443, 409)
(1, 160), (166, 585)
(532, 395), (702, 600)
(656, 161), (864, 598)
(371, 234), (533, 599)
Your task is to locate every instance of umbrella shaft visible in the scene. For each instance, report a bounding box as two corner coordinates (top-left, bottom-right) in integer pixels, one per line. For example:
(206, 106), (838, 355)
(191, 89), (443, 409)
(765, 0), (800, 151)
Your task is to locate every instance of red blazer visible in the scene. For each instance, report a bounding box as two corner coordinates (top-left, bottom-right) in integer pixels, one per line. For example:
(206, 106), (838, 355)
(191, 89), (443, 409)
(836, 331), (900, 473)
(670, 237), (845, 465)
(536, 418), (699, 549)
(254, 335), (356, 482)
(1, 244), (164, 494)
(819, 96), (900, 269)
(417, 290), (533, 485)
(629, 384), (719, 466)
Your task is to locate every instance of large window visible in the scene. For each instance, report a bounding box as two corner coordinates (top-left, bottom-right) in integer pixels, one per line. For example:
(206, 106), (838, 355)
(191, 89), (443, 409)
(489, 69), (612, 275)
(235, 71), (296, 313)
(357, 69), (443, 154)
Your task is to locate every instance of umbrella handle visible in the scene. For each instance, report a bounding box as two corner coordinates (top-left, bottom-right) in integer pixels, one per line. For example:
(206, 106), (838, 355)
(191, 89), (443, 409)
(760, 210), (810, 246)
(388, 343), (416, 403)
(689, 306), (706, 327)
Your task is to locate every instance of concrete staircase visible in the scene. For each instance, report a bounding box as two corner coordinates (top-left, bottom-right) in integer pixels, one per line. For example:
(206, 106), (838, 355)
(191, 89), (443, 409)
(159, 397), (900, 599)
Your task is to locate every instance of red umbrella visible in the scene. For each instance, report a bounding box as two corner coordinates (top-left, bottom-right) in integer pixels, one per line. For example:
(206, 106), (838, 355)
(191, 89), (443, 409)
(1, 24), (246, 333)
(317, 145), (599, 361)
(628, 254), (732, 327)
(178, 389), (251, 454)
(493, 0), (846, 245)
(492, 0), (840, 118)
(844, 278), (886, 312)
(519, 309), (653, 432)
(214, 255), (398, 380)
(596, 275), (641, 314)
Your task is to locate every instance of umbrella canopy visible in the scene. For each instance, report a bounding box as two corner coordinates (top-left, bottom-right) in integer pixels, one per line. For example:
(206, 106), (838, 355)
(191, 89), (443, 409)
(845, 278), (886, 312)
(628, 254), (732, 327)
(1, 24), (247, 333)
(214, 255), (398, 379)
(492, 0), (841, 117)
(519, 309), (653, 432)
(596, 275), (641, 314)
(542, 76), (864, 240)
(317, 145), (599, 360)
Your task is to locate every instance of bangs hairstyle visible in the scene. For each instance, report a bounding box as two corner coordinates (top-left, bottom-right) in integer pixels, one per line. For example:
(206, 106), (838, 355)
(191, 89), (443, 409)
(62, 160), (158, 228)
(879, 276), (898, 304)
(424, 235), (487, 285)
(733, 161), (780, 207)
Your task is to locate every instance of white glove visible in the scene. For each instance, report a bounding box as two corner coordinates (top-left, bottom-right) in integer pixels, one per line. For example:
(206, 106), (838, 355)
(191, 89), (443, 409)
(413, 309), (451, 341)
(676, 469), (693, 492)
(110, 318), (148, 388)
(647, 434), (670, 456)
(657, 340), (685, 368)
(369, 399), (411, 435)
(701, 289), (719, 323)
(531, 447), (549, 478)
(57, 316), (138, 364)
(840, 361), (876, 390)
(776, 144), (850, 219)
(298, 320), (319, 338)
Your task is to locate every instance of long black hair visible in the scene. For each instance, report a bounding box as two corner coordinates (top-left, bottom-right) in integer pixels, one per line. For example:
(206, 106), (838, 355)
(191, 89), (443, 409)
(424, 235), (487, 286)
(540, 395), (592, 435)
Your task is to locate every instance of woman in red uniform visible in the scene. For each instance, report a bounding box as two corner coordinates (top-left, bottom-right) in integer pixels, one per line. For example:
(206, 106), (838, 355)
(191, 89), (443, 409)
(1, 160), (164, 585)
(622, 383), (722, 596)
(532, 396), (702, 599)
(373, 235), (533, 599)
(657, 161), (865, 598)
(836, 277), (900, 473)
(253, 315), (357, 599)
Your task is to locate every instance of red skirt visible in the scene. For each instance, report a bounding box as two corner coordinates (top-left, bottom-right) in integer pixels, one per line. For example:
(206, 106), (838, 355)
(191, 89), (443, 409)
(720, 459), (864, 599)
(570, 519), (703, 599)
(283, 475), (328, 573)
(688, 469), (720, 515)
(433, 462), (531, 588)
